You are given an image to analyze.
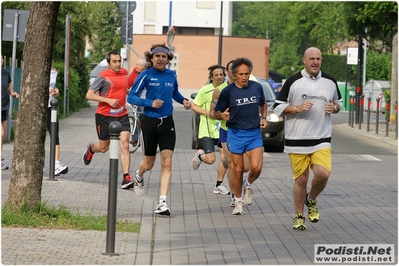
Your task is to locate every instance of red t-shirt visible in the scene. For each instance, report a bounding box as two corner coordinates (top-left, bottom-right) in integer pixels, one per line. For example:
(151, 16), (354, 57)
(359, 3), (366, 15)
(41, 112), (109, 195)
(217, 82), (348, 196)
(91, 68), (129, 117)
(128, 67), (139, 88)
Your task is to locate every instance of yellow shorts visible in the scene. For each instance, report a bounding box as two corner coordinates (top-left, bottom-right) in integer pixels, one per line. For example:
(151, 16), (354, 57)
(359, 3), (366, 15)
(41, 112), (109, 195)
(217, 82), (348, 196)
(288, 148), (332, 180)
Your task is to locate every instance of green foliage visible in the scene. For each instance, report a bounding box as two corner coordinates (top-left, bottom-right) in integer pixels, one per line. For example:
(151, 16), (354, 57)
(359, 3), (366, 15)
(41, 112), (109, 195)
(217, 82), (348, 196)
(2, 201), (141, 232)
(344, 2), (398, 51)
(86, 1), (122, 62)
(52, 2), (91, 63)
(52, 61), (90, 117)
(365, 50), (392, 81)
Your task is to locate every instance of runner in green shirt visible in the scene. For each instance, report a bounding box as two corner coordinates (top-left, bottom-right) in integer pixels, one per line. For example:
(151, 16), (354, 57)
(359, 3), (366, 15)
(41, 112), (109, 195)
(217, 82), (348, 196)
(191, 64), (230, 195)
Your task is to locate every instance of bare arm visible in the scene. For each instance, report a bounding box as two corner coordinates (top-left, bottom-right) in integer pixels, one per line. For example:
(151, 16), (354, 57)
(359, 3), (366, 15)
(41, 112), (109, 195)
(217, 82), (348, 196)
(259, 103), (268, 129)
(86, 89), (119, 108)
(8, 83), (19, 98)
(208, 87), (220, 119)
(191, 102), (209, 116)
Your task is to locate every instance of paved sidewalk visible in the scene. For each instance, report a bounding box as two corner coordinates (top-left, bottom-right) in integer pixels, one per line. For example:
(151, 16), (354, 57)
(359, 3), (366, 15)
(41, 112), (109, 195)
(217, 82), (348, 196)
(1, 95), (397, 265)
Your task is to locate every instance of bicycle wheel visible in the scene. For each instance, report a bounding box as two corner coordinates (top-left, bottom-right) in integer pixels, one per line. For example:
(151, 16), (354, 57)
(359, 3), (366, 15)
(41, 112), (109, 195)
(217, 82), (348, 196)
(129, 115), (140, 153)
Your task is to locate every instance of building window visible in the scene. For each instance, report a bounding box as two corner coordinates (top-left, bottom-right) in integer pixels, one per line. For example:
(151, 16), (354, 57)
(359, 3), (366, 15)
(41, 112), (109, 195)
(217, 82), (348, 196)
(196, 1), (216, 9)
(144, 25), (156, 34)
(144, 2), (156, 21)
(162, 26), (214, 36)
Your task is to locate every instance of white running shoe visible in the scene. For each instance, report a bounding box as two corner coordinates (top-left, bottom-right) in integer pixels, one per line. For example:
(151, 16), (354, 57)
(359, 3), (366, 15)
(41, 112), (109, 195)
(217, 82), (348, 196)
(230, 196), (236, 207)
(133, 169), (145, 197)
(232, 200), (244, 215)
(213, 184), (230, 195)
(1, 159), (9, 170)
(154, 201), (171, 216)
(244, 181), (253, 205)
(55, 161), (68, 176)
(191, 149), (205, 170)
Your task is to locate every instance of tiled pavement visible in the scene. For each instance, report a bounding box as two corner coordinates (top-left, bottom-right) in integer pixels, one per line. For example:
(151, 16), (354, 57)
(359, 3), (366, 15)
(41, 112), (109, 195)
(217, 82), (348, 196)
(1, 93), (397, 265)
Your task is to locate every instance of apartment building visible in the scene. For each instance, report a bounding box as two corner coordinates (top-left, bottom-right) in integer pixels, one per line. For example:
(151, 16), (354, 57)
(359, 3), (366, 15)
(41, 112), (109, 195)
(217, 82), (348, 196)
(127, 1), (270, 89)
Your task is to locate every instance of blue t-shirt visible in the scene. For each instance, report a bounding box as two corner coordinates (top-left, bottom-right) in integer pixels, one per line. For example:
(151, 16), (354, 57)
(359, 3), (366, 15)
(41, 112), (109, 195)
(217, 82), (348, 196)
(127, 67), (185, 118)
(215, 80), (265, 130)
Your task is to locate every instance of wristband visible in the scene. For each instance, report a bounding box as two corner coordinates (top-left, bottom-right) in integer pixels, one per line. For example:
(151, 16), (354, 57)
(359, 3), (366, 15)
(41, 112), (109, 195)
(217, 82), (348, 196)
(261, 117), (266, 120)
(295, 106), (298, 113)
(334, 104), (337, 113)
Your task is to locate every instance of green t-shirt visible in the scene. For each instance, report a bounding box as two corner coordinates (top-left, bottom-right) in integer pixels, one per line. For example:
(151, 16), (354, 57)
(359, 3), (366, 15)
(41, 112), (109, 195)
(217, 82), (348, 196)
(193, 82), (227, 139)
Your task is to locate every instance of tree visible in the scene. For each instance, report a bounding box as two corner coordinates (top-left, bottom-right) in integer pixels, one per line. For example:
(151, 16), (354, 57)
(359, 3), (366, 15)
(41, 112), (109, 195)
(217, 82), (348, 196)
(6, 2), (61, 211)
(344, 2), (398, 123)
(86, 1), (122, 62)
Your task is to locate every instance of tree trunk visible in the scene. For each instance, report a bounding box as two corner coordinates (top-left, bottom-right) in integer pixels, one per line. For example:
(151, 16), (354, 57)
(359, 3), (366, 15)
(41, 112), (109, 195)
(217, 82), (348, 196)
(6, 2), (61, 211)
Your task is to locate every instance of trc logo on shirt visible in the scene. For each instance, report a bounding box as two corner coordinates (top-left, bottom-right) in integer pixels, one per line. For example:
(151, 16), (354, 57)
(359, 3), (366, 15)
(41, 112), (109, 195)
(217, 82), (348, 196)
(236, 96), (257, 106)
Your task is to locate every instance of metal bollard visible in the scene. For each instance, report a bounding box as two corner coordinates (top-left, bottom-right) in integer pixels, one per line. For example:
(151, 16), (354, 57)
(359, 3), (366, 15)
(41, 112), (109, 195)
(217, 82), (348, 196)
(351, 95), (355, 128)
(385, 98), (390, 137)
(102, 121), (122, 256)
(348, 95), (352, 126)
(376, 98), (380, 134)
(367, 97), (371, 132)
(49, 98), (58, 181)
(359, 95), (364, 129)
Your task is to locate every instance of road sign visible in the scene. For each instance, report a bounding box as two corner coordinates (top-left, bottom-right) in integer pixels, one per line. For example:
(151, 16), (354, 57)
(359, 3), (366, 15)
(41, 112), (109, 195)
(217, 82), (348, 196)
(119, 1), (136, 13)
(120, 1), (136, 45)
(2, 9), (29, 42)
(347, 47), (358, 65)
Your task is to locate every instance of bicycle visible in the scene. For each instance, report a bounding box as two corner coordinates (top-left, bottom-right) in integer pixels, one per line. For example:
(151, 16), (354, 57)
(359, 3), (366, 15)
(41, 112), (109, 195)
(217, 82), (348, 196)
(127, 103), (142, 153)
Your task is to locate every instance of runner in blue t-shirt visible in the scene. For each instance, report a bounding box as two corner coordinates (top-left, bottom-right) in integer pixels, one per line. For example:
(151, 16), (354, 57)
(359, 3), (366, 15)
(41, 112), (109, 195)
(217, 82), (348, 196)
(127, 43), (191, 216)
(214, 57), (268, 215)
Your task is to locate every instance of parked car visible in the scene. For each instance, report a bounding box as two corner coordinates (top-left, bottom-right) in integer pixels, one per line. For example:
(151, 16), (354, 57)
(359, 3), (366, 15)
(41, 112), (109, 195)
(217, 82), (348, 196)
(89, 59), (108, 86)
(191, 77), (285, 152)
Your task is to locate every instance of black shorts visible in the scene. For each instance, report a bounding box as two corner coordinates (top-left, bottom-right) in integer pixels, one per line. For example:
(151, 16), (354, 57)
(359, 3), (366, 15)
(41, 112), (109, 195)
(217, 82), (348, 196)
(1, 110), (8, 122)
(202, 137), (219, 154)
(140, 115), (176, 156)
(95, 114), (130, 141)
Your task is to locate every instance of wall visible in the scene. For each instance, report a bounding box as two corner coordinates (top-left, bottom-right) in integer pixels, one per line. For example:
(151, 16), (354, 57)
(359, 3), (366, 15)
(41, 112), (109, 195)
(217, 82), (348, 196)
(129, 34), (270, 89)
(132, 1), (233, 35)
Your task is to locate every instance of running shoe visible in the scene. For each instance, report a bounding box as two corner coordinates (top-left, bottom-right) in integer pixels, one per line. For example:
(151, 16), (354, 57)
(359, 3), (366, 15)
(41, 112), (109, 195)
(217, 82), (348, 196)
(305, 193), (320, 223)
(230, 196), (236, 207)
(154, 201), (171, 216)
(130, 139), (138, 147)
(244, 182), (253, 205)
(121, 174), (134, 189)
(133, 169), (145, 197)
(232, 199), (244, 215)
(293, 213), (306, 230)
(213, 184), (230, 195)
(83, 142), (95, 165)
(191, 149), (205, 170)
(55, 161), (68, 176)
(1, 158), (9, 170)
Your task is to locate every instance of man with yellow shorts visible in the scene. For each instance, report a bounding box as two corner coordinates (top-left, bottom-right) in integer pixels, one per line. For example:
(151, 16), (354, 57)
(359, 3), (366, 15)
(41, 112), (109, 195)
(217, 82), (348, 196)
(273, 47), (342, 230)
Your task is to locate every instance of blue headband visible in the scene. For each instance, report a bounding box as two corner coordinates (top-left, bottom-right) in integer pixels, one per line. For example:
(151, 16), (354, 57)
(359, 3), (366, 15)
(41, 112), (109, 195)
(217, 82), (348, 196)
(150, 47), (170, 55)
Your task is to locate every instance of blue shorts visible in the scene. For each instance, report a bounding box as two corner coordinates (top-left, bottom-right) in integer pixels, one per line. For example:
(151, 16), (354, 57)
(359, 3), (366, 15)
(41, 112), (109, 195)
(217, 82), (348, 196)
(227, 128), (263, 154)
(218, 128), (228, 144)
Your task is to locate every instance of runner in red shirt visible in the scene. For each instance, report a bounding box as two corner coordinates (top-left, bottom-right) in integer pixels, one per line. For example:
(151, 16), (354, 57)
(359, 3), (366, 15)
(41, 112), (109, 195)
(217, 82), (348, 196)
(83, 51), (134, 189)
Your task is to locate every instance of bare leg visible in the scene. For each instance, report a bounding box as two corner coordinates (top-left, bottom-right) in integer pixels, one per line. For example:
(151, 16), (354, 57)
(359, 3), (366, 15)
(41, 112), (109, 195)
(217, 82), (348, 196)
(158, 149), (173, 197)
(309, 164), (330, 199)
(293, 168), (309, 214)
(119, 131), (130, 174)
